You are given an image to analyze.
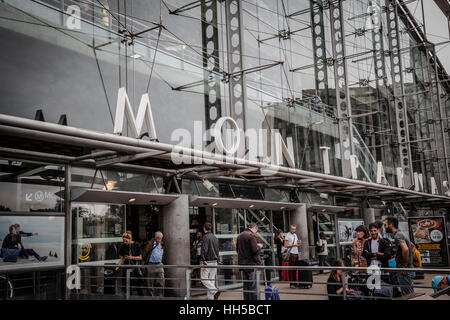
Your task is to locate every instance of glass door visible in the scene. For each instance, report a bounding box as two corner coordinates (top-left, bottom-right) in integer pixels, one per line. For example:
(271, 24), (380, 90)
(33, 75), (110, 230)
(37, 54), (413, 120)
(311, 211), (340, 262)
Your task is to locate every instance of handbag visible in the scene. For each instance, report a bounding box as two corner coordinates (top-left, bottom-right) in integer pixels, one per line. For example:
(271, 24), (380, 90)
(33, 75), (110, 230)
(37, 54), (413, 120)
(315, 240), (325, 253)
(281, 248), (291, 263)
(2, 248), (20, 263)
(128, 244), (144, 278)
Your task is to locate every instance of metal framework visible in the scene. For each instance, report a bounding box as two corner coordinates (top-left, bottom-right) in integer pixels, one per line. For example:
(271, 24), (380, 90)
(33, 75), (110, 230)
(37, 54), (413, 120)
(310, 0), (330, 106)
(201, 0), (222, 143)
(369, 0), (394, 178)
(329, 0), (354, 179)
(385, 0), (413, 188)
(224, 0), (248, 150)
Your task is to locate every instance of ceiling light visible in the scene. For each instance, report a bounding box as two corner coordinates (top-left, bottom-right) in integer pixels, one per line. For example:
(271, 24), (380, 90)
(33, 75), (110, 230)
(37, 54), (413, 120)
(235, 197), (243, 200)
(249, 204), (255, 208)
(130, 53), (141, 59)
(280, 206), (285, 210)
(129, 198), (136, 203)
(322, 208), (326, 212)
(212, 202), (218, 206)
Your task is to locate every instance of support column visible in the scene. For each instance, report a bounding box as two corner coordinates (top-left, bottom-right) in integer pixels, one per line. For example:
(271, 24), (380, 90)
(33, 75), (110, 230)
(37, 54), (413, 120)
(363, 208), (375, 226)
(64, 164), (71, 300)
(385, 0), (414, 188)
(329, 0), (354, 179)
(290, 204), (309, 261)
(161, 194), (190, 297)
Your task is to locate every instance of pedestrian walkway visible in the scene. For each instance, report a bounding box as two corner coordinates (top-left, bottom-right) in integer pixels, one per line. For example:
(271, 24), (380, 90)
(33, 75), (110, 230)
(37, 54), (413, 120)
(196, 273), (449, 300)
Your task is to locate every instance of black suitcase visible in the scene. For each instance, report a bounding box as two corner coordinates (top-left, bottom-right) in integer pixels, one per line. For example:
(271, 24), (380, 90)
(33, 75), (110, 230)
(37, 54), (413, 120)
(296, 260), (313, 288)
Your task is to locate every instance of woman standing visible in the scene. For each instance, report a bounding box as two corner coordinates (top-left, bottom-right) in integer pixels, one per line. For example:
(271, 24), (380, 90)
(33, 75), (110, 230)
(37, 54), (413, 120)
(274, 229), (284, 279)
(352, 225), (369, 267)
(316, 232), (329, 274)
(115, 232), (144, 296)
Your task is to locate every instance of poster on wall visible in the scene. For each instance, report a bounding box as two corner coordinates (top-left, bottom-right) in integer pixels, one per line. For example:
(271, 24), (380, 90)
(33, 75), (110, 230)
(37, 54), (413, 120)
(408, 217), (449, 267)
(338, 219), (364, 244)
(0, 215), (65, 271)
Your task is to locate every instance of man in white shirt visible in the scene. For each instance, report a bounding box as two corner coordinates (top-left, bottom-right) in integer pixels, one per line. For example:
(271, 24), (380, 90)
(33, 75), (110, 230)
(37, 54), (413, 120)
(284, 224), (301, 288)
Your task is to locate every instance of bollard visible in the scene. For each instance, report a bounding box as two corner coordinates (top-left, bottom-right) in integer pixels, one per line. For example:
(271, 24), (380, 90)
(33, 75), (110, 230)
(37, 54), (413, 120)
(255, 270), (261, 301)
(126, 269), (131, 300)
(185, 269), (192, 300)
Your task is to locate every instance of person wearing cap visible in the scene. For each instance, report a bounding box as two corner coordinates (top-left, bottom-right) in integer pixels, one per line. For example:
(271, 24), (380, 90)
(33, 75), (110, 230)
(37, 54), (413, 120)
(431, 275), (450, 294)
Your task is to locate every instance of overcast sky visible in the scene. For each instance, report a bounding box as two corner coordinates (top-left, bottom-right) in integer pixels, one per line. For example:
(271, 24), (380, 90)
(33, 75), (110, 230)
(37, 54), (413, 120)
(406, 1), (450, 73)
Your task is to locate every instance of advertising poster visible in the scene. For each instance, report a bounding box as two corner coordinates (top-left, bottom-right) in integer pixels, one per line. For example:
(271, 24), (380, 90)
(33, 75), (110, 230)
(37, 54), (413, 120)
(0, 215), (65, 271)
(408, 217), (448, 267)
(338, 219), (364, 244)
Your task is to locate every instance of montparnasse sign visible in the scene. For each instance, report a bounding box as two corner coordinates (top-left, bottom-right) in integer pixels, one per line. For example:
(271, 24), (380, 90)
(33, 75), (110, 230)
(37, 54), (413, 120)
(112, 88), (450, 197)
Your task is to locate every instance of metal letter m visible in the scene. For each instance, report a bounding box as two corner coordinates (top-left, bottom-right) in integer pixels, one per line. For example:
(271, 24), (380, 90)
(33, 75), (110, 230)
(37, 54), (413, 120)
(113, 87), (158, 140)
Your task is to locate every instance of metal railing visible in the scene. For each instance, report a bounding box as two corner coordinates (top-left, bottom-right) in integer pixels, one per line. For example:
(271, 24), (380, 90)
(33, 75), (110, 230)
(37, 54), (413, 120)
(69, 264), (450, 301)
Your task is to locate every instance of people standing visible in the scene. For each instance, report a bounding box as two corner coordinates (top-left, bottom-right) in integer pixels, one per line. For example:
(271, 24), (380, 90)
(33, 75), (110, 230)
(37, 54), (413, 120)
(384, 217), (415, 296)
(284, 224), (301, 288)
(316, 232), (329, 274)
(274, 229), (284, 280)
(236, 222), (263, 300)
(116, 232), (145, 296)
(142, 231), (165, 297)
(200, 222), (220, 300)
(362, 223), (392, 269)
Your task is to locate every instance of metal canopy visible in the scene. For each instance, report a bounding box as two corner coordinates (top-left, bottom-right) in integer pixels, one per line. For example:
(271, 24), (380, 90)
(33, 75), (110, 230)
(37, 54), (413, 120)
(189, 196), (303, 211)
(71, 188), (179, 205)
(0, 113), (449, 209)
(306, 204), (347, 213)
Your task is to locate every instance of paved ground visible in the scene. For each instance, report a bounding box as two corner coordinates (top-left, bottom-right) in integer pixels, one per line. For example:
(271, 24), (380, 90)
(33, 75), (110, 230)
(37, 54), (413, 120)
(193, 272), (450, 300)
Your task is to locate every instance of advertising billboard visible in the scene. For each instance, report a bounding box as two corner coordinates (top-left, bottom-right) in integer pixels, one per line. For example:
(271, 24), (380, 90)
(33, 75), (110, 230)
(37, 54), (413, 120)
(0, 215), (65, 271)
(408, 216), (449, 267)
(338, 219), (364, 244)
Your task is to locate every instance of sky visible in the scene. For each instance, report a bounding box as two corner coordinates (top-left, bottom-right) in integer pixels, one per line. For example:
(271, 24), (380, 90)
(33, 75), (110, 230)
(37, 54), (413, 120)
(407, 1), (450, 73)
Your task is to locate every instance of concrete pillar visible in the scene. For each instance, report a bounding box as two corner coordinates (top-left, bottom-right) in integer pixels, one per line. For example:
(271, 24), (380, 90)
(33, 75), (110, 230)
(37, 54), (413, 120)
(161, 194), (190, 297)
(363, 208), (375, 226)
(290, 204), (310, 260)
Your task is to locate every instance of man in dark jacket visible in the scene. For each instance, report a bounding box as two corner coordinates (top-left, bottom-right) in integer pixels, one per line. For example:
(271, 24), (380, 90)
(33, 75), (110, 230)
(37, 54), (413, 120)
(236, 222), (263, 300)
(200, 222), (220, 300)
(362, 223), (392, 283)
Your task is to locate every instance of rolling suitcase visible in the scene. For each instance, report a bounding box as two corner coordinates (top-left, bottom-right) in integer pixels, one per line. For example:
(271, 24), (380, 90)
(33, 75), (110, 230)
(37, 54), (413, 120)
(296, 260), (313, 288)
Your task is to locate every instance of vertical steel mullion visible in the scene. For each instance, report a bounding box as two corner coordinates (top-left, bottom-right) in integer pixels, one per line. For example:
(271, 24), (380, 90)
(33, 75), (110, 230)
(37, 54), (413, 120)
(329, 0), (354, 179)
(385, 0), (413, 188)
(423, 45), (445, 191)
(201, 0), (222, 144)
(225, 0), (248, 150)
(411, 45), (430, 192)
(310, 0), (330, 106)
(430, 45), (450, 185)
(370, 0), (394, 178)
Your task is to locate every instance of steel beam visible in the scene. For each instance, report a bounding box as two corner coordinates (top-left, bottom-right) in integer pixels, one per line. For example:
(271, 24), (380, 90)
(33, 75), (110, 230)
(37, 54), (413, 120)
(385, 0), (413, 188)
(201, 0), (222, 144)
(369, 0), (394, 180)
(225, 0), (248, 149)
(329, 0), (354, 178)
(310, 0), (330, 106)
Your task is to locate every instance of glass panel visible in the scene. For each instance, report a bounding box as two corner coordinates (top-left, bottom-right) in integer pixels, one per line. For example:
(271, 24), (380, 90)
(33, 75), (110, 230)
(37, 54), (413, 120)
(72, 203), (125, 264)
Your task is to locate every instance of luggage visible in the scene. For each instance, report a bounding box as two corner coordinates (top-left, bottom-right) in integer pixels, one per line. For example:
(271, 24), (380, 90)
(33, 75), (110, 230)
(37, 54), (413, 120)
(295, 260), (313, 288)
(265, 284), (280, 300)
(2, 248), (20, 263)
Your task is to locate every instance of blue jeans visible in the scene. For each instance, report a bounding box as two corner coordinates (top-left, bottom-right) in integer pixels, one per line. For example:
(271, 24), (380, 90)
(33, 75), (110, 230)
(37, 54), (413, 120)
(397, 272), (415, 296)
(242, 270), (258, 300)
